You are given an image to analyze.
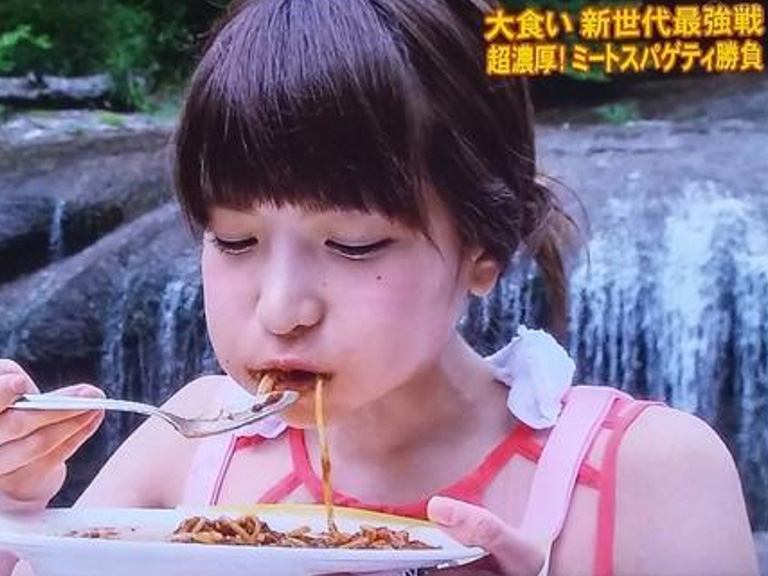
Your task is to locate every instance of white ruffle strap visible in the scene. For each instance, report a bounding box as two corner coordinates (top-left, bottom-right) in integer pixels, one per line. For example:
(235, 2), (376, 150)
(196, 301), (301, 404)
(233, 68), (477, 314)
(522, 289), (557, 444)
(485, 325), (575, 430)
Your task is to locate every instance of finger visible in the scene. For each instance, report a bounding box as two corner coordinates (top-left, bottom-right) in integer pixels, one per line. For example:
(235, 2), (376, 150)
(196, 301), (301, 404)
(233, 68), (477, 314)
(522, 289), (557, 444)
(0, 366), (41, 408)
(44, 409), (104, 465)
(0, 359), (30, 376)
(0, 374), (35, 410)
(0, 412), (102, 503)
(427, 497), (544, 576)
(0, 411), (102, 475)
(0, 461), (66, 508)
(0, 384), (105, 442)
(0, 359), (37, 403)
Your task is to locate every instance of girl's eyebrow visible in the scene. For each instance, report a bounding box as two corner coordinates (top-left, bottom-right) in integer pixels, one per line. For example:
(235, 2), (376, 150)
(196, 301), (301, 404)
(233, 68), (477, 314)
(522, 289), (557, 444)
(208, 205), (398, 230)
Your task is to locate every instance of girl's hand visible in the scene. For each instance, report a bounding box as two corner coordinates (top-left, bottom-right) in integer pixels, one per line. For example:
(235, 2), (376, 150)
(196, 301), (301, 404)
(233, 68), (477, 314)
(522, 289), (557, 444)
(426, 497), (546, 576)
(0, 359), (104, 510)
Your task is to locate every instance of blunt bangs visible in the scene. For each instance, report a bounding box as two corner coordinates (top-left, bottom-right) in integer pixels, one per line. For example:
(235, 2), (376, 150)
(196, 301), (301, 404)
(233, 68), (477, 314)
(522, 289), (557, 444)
(175, 0), (436, 231)
(175, 0), (550, 276)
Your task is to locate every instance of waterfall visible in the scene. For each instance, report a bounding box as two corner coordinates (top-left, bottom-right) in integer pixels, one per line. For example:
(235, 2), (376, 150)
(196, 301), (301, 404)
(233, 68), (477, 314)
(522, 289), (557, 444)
(155, 255), (219, 401)
(48, 198), (66, 261)
(97, 249), (218, 451)
(571, 184), (767, 446)
(99, 266), (138, 454)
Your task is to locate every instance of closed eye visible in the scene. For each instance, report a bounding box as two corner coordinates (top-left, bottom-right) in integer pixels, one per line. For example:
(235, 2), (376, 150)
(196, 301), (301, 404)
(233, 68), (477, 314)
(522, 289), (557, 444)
(326, 239), (393, 259)
(210, 236), (258, 255)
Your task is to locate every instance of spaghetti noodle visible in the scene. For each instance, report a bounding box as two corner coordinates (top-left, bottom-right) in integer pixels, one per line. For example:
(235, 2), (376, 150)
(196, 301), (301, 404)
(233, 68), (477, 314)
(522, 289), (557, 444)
(314, 376), (337, 533)
(170, 514), (436, 549)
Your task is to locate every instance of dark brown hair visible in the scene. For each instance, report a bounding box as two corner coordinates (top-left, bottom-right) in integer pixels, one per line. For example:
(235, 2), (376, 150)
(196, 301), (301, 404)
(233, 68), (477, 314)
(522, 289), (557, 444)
(174, 0), (577, 334)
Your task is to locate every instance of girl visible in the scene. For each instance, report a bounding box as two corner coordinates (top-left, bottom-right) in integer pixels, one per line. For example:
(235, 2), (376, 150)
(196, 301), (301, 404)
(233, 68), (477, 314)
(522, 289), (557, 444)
(0, 0), (759, 574)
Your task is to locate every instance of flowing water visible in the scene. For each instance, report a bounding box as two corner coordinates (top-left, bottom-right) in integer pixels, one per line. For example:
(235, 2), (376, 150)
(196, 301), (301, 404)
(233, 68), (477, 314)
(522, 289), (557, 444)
(464, 182), (768, 527)
(48, 198), (66, 261)
(95, 249), (218, 454)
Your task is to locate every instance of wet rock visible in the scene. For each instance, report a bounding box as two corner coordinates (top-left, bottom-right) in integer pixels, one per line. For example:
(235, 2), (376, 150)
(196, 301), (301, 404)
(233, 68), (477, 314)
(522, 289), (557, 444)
(756, 532), (768, 576)
(0, 195), (55, 282)
(0, 203), (217, 505)
(0, 203), (199, 389)
(0, 111), (174, 281)
(0, 109), (173, 175)
(0, 74), (112, 108)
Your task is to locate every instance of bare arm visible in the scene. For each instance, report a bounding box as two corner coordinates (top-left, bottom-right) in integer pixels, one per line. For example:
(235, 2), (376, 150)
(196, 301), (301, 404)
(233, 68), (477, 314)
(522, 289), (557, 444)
(614, 406), (759, 576)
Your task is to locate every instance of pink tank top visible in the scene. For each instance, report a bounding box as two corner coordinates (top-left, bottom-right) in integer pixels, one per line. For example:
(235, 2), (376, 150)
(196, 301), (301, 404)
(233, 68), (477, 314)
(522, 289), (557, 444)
(182, 386), (660, 576)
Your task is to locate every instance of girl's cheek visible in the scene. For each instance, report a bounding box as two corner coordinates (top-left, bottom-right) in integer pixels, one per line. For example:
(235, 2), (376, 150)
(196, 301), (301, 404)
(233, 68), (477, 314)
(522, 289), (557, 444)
(340, 273), (417, 325)
(370, 261), (455, 314)
(201, 251), (249, 352)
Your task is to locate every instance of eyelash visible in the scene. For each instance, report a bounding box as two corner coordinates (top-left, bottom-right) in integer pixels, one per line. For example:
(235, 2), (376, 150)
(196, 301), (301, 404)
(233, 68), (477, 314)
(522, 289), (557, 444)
(210, 237), (392, 258)
(325, 239), (393, 259)
(210, 237), (257, 255)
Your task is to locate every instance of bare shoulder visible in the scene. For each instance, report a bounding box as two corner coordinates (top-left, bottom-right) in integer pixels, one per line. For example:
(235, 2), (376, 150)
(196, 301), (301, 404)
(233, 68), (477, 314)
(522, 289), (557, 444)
(613, 405), (759, 576)
(161, 373), (235, 414)
(620, 405), (735, 476)
(76, 374), (235, 508)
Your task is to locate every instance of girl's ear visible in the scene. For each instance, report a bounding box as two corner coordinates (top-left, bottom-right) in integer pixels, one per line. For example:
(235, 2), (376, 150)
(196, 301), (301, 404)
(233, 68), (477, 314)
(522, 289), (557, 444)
(467, 250), (502, 297)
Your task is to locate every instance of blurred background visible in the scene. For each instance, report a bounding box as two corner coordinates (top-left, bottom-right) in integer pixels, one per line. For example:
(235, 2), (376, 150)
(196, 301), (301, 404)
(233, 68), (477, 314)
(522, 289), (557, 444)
(0, 0), (766, 570)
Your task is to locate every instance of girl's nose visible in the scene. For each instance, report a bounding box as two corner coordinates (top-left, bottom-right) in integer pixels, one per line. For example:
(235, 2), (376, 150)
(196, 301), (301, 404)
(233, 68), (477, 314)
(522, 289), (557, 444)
(255, 250), (325, 338)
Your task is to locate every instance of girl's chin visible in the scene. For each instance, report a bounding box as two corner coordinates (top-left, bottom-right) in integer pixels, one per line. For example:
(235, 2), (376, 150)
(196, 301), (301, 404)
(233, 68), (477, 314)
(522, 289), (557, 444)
(280, 406), (316, 428)
(278, 397), (339, 429)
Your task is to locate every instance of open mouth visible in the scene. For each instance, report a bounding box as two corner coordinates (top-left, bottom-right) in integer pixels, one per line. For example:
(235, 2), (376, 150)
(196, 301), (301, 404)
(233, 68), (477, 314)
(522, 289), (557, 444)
(249, 369), (329, 395)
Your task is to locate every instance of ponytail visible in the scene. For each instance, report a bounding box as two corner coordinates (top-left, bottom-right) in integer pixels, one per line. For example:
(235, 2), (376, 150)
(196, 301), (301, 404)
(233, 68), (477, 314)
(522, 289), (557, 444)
(525, 179), (585, 342)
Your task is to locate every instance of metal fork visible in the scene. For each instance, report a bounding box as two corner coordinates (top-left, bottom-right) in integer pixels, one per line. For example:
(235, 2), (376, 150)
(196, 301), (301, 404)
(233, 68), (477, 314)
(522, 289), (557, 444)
(10, 390), (299, 439)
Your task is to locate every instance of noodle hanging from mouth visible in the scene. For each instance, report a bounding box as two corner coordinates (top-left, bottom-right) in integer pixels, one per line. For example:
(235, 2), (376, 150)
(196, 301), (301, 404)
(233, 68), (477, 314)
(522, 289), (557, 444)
(257, 372), (276, 395)
(254, 371), (337, 533)
(315, 376), (338, 534)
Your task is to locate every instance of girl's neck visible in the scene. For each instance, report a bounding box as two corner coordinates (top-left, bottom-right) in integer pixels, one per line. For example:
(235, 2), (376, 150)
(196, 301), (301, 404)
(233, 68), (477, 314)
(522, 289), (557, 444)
(303, 337), (515, 501)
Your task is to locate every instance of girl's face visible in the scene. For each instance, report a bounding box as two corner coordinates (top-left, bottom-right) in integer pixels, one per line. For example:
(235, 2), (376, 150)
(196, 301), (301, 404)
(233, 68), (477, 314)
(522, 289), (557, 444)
(201, 194), (496, 426)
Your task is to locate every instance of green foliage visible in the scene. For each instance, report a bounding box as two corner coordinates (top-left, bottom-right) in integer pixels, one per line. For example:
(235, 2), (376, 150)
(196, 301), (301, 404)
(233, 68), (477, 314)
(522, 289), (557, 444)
(593, 100), (641, 124)
(0, 24), (51, 75)
(0, 0), (226, 110)
(564, 66), (609, 83)
(97, 111), (126, 128)
(102, 3), (153, 110)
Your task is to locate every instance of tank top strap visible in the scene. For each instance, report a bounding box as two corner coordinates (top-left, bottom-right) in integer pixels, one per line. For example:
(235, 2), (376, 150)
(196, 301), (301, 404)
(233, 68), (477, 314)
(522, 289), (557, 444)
(182, 430), (240, 506)
(519, 386), (619, 544)
(593, 397), (662, 576)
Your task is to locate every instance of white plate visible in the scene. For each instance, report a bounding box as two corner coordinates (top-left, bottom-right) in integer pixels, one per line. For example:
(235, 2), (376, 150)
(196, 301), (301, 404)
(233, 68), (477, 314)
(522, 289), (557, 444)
(0, 504), (485, 576)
